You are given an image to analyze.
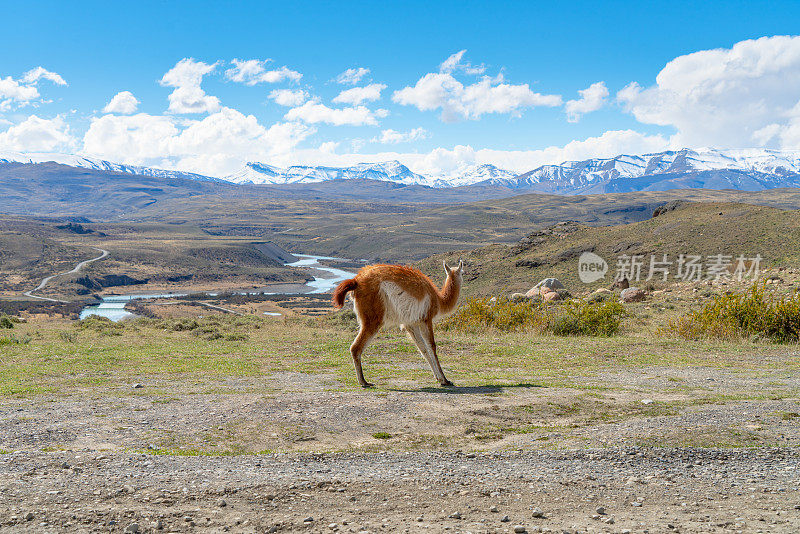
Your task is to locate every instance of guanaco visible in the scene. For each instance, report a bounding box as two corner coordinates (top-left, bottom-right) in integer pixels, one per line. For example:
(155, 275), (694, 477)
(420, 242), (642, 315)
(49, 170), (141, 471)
(332, 260), (463, 387)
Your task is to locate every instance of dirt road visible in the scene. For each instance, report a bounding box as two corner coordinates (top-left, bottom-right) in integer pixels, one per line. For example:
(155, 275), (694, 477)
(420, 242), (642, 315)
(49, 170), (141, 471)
(23, 247), (108, 302)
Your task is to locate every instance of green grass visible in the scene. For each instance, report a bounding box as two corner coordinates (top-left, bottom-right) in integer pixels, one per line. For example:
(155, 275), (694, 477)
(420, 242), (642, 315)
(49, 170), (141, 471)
(1, 312), (799, 398)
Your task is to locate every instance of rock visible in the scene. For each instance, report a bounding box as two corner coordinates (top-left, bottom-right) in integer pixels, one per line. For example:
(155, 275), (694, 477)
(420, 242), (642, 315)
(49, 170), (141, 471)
(526, 278), (565, 297)
(620, 287), (646, 303)
(217, 499), (227, 507)
(490, 506), (499, 513)
(513, 525), (527, 533)
(304, 516), (314, 523)
(153, 519), (163, 530)
(25, 513), (34, 521)
(595, 506), (605, 515)
(641, 399), (654, 405)
(510, 293), (529, 301)
(124, 523), (140, 534)
(501, 515), (510, 522)
(132, 383), (143, 389)
(543, 291), (561, 302)
(531, 508), (545, 518)
(449, 512), (462, 519)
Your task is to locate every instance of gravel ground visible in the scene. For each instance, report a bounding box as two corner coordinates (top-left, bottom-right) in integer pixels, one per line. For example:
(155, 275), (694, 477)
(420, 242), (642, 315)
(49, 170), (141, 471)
(1, 448), (799, 533)
(1, 367), (799, 533)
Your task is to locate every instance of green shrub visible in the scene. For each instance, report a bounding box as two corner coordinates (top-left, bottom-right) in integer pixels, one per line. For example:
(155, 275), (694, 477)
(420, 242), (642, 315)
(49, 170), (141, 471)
(667, 283), (800, 342)
(0, 334), (31, 345)
(441, 297), (625, 336)
(76, 315), (124, 335)
(0, 316), (14, 329)
(548, 300), (626, 336)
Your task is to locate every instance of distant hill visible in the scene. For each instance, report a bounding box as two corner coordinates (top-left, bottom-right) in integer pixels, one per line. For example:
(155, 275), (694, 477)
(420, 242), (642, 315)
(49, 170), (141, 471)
(417, 200), (800, 297)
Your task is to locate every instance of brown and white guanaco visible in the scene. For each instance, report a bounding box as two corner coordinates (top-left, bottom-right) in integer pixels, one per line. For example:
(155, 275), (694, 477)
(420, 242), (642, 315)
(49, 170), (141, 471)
(332, 260), (463, 387)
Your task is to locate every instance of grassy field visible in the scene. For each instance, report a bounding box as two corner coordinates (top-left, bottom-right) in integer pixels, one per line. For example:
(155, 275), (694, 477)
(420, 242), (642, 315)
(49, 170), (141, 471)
(2, 289), (799, 455)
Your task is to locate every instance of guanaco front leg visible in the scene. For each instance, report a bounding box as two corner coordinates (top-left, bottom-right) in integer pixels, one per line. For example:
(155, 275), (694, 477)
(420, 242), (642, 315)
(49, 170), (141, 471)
(407, 322), (453, 386)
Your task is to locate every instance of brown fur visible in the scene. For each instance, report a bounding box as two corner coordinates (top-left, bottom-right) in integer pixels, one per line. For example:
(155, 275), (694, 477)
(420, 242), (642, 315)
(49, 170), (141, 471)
(332, 261), (463, 388)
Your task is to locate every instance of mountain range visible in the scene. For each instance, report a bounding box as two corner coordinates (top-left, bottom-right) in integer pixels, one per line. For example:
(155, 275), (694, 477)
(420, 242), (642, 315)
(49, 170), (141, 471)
(2, 148), (800, 195)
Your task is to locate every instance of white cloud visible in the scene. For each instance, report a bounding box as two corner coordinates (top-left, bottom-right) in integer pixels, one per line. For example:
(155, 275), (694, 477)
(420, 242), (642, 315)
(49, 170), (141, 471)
(374, 127), (429, 144)
(332, 83), (387, 105)
(269, 88), (309, 107)
(82, 107), (314, 176)
(0, 66), (67, 111)
(393, 71), (561, 121)
(335, 67), (369, 85)
(21, 67), (67, 86)
(160, 58), (221, 114)
(0, 115), (74, 152)
(0, 77), (39, 107)
(617, 35), (800, 149)
(225, 59), (302, 85)
(284, 101), (388, 126)
(103, 91), (139, 114)
(439, 49), (485, 75)
(565, 81), (608, 122)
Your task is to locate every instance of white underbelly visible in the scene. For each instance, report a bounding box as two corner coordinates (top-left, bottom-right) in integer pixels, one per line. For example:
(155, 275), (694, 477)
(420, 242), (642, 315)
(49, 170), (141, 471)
(380, 281), (431, 326)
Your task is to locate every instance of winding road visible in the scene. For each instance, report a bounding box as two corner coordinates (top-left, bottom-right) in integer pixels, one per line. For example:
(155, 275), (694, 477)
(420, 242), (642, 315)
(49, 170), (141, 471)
(23, 247), (109, 303)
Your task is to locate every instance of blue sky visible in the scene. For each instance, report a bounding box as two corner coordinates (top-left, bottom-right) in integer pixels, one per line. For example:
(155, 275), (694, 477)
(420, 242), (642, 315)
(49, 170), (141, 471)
(2, 0), (800, 177)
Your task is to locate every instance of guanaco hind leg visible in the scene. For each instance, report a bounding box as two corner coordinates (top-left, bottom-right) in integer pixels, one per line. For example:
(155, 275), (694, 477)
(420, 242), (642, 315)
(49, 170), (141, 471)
(350, 324), (379, 388)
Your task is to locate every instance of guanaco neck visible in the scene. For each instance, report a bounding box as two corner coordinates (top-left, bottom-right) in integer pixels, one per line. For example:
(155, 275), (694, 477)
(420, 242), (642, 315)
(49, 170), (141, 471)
(437, 273), (462, 314)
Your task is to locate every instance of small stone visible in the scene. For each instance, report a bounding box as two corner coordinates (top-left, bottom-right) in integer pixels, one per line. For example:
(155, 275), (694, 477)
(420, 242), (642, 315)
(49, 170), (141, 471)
(449, 512), (462, 519)
(595, 506), (605, 515)
(602, 517), (615, 524)
(184, 516), (193, 522)
(501, 515), (510, 522)
(25, 513), (34, 521)
(622, 530), (632, 534)
(591, 514), (600, 520)
(513, 525), (527, 533)
(490, 505), (499, 513)
(328, 523), (338, 530)
(217, 499), (227, 507)
(124, 523), (140, 534)
(132, 383), (143, 389)
(153, 519), (163, 530)
(122, 484), (135, 494)
(304, 516), (314, 523)
(531, 508), (545, 518)
(267, 527), (278, 534)
(631, 501), (642, 507)
(641, 399), (654, 405)
(61, 462), (70, 469)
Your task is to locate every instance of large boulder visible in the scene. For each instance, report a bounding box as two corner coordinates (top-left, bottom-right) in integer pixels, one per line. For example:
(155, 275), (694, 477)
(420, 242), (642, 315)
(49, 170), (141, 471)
(620, 287), (646, 303)
(525, 278), (565, 297)
(543, 291), (561, 302)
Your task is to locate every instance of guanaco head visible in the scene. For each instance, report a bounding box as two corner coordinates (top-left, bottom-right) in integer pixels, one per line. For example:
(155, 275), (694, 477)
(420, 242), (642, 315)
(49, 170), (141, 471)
(442, 259), (464, 285)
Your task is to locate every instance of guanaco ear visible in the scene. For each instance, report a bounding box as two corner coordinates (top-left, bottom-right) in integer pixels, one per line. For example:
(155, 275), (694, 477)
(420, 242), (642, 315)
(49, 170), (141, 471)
(457, 259), (464, 273)
(443, 260), (451, 274)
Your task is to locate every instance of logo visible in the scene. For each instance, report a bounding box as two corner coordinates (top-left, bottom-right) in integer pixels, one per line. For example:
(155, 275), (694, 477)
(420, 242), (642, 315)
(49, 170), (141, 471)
(578, 251), (608, 283)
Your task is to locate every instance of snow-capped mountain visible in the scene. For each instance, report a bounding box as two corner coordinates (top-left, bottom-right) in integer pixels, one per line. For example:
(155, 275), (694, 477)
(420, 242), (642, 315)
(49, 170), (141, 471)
(512, 148), (800, 193)
(4, 148), (800, 194)
(0, 151), (223, 183)
(226, 160), (433, 186)
(440, 164), (518, 187)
